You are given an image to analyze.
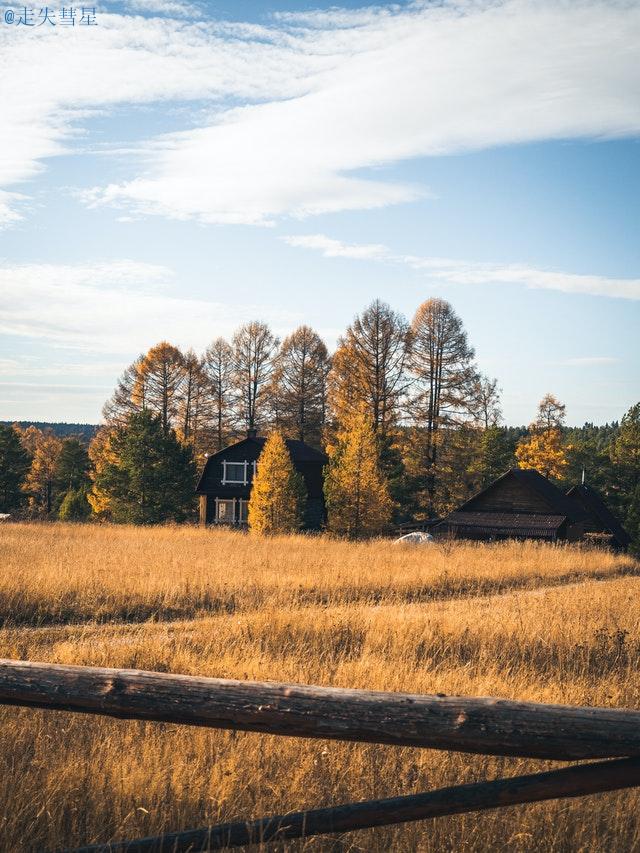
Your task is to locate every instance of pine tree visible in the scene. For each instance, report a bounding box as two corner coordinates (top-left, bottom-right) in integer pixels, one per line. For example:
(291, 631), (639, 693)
(248, 431), (305, 535)
(325, 409), (392, 539)
(476, 426), (516, 485)
(58, 489), (91, 522)
(92, 411), (196, 524)
(0, 424), (30, 513)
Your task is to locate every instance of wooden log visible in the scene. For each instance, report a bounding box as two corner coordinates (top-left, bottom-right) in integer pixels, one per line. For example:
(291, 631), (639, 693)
(65, 757), (640, 852)
(2, 659), (640, 760)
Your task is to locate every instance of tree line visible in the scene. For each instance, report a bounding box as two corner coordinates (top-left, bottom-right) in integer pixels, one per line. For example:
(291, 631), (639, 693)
(1, 296), (638, 549)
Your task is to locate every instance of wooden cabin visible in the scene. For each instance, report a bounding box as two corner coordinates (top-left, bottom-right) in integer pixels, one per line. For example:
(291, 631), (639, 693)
(195, 430), (327, 530)
(566, 483), (631, 552)
(439, 468), (587, 543)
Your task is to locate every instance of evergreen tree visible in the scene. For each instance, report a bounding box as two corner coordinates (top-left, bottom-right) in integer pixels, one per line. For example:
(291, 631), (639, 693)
(0, 424), (30, 513)
(476, 426), (516, 485)
(92, 411), (196, 524)
(325, 409), (392, 539)
(58, 489), (91, 522)
(55, 438), (90, 494)
(248, 431), (305, 535)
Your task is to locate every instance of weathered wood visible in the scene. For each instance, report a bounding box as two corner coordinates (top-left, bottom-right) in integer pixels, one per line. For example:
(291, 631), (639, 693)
(2, 659), (640, 760)
(65, 757), (640, 852)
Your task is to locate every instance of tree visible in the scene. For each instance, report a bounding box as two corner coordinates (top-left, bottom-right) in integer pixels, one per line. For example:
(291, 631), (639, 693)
(176, 349), (214, 464)
(407, 298), (477, 515)
(515, 427), (568, 480)
(231, 321), (279, 432)
(0, 424), (30, 513)
(248, 431), (305, 535)
(87, 427), (118, 519)
(91, 411), (196, 524)
(324, 409), (392, 539)
(471, 375), (503, 429)
(475, 425), (516, 486)
(55, 437), (90, 495)
(137, 342), (186, 435)
(329, 299), (410, 437)
(272, 325), (330, 446)
(58, 489), (91, 522)
(21, 429), (63, 515)
(611, 402), (640, 493)
(535, 393), (566, 431)
(102, 355), (146, 426)
(204, 337), (234, 451)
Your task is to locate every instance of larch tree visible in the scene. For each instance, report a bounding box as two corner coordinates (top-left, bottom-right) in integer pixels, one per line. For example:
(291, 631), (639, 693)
(231, 321), (279, 432)
(407, 297), (478, 516)
(0, 424), (30, 513)
(247, 431), (305, 535)
(516, 393), (568, 480)
(21, 428), (63, 516)
(102, 355), (147, 426)
(204, 337), (235, 451)
(137, 342), (186, 435)
(324, 408), (392, 539)
(329, 299), (411, 438)
(272, 325), (330, 446)
(176, 349), (213, 464)
(87, 427), (118, 519)
(471, 374), (503, 429)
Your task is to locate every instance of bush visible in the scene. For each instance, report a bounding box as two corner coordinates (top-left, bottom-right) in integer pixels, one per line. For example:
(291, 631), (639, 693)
(58, 489), (91, 522)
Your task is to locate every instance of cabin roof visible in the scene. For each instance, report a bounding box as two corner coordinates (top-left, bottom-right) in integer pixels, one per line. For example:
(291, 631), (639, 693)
(459, 468), (588, 525)
(566, 483), (631, 547)
(445, 511), (567, 538)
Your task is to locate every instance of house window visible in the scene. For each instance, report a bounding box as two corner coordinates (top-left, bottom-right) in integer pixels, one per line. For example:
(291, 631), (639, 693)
(238, 500), (249, 523)
(216, 499), (235, 522)
(222, 460), (248, 485)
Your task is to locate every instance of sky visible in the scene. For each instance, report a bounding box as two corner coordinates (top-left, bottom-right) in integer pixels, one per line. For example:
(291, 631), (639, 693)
(0, 0), (638, 427)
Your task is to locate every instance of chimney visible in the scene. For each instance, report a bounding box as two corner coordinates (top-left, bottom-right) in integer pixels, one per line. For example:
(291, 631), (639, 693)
(247, 428), (257, 439)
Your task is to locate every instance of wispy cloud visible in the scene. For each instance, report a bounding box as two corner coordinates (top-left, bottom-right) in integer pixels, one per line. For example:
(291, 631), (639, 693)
(562, 356), (620, 366)
(0, 260), (298, 354)
(282, 233), (640, 301)
(2, 0), (639, 227)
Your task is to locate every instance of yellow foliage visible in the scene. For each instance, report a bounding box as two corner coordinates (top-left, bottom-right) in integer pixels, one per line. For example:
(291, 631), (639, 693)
(248, 431), (305, 535)
(325, 408), (392, 538)
(515, 427), (568, 480)
(87, 427), (118, 518)
(20, 428), (62, 515)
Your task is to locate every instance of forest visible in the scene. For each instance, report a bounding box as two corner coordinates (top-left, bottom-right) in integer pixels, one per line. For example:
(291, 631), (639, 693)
(1, 296), (638, 549)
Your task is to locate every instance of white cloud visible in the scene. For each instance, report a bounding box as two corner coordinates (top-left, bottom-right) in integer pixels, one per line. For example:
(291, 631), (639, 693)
(562, 356), (620, 366)
(122, 0), (202, 18)
(1, 1), (639, 227)
(283, 233), (640, 300)
(0, 260), (298, 354)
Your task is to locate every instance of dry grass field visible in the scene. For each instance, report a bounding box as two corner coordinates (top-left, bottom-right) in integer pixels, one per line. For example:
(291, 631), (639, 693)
(1, 522), (639, 852)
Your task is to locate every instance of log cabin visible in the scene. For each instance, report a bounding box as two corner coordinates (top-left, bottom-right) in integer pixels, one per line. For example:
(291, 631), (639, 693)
(439, 468), (588, 543)
(196, 430), (327, 530)
(566, 483), (631, 552)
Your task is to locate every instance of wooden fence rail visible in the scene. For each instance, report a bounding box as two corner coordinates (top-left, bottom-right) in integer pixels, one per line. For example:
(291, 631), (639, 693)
(0, 659), (639, 851)
(2, 659), (640, 760)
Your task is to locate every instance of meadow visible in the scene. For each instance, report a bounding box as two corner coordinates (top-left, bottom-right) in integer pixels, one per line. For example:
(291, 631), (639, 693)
(1, 522), (639, 852)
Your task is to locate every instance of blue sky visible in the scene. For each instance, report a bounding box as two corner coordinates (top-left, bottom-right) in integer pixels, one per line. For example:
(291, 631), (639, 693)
(0, 0), (638, 426)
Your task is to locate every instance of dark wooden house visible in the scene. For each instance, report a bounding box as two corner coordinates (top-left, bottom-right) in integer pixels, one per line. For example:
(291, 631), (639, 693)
(196, 430), (327, 530)
(566, 483), (631, 552)
(439, 468), (587, 543)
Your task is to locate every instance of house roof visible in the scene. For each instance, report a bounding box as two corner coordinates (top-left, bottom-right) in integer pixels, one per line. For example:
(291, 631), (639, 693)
(444, 511), (567, 538)
(195, 434), (327, 493)
(459, 468), (588, 525)
(566, 483), (631, 547)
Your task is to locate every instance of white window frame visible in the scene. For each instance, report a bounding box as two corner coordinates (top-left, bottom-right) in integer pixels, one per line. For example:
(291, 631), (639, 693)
(222, 460), (249, 485)
(215, 497), (236, 523)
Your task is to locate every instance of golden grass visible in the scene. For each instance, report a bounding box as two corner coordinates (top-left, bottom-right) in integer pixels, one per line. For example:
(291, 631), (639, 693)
(1, 522), (639, 852)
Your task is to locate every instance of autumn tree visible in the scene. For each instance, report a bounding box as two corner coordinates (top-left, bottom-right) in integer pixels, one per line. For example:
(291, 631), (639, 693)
(175, 349), (213, 464)
(515, 394), (568, 480)
(137, 342), (186, 435)
(324, 409), (392, 539)
(407, 298), (478, 516)
(204, 337), (234, 451)
(272, 325), (330, 446)
(91, 411), (195, 524)
(87, 427), (118, 519)
(21, 428), (63, 515)
(231, 321), (279, 432)
(329, 299), (411, 437)
(472, 375), (503, 428)
(247, 431), (305, 535)
(102, 355), (147, 426)
(0, 424), (30, 512)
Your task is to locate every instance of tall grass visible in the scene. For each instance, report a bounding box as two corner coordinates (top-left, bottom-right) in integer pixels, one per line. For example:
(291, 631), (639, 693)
(0, 523), (639, 851)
